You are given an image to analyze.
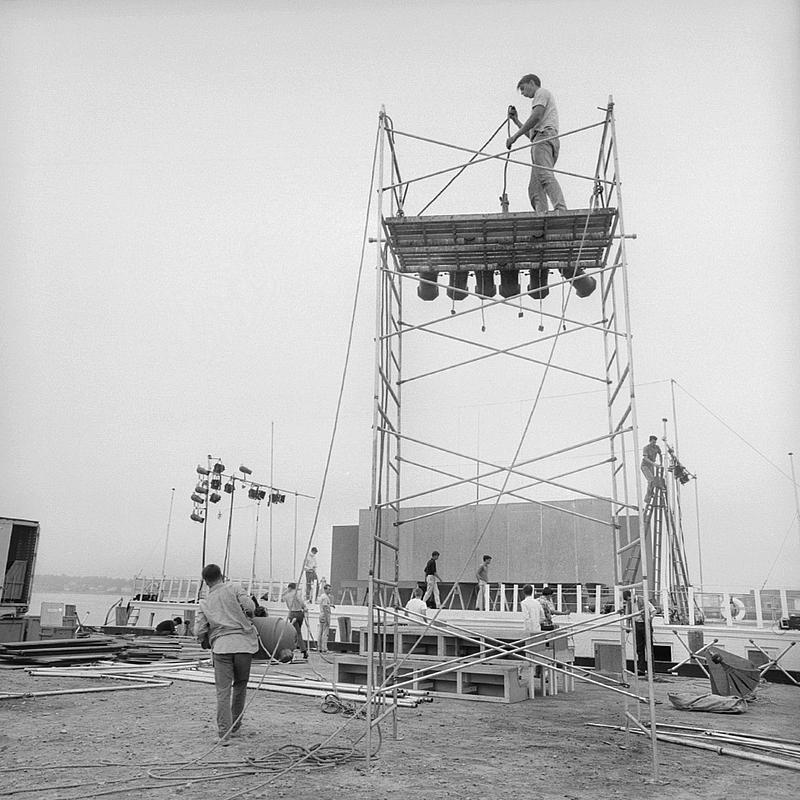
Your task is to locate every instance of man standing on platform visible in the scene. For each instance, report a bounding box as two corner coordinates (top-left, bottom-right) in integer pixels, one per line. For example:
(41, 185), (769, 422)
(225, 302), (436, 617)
(623, 589), (657, 676)
(422, 550), (442, 609)
(194, 564), (258, 745)
(282, 582), (309, 660)
(640, 435), (662, 503)
(475, 554), (492, 611)
(317, 584), (334, 654)
(303, 547), (319, 601)
(506, 74), (567, 214)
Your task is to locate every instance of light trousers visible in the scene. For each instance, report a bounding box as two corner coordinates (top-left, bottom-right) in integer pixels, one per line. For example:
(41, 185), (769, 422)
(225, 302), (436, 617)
(422, 574), (440, 607)
(528, 130), (566, 213)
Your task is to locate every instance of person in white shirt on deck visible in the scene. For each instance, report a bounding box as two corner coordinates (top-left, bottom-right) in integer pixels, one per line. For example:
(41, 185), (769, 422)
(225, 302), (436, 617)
(405, 587), (428, 621)
(520, 583), (545, 635)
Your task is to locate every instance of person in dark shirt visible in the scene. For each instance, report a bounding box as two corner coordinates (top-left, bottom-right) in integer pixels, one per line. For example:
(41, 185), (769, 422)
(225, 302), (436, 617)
(422, 550), (441, 608)
(155, 616), (183, 635)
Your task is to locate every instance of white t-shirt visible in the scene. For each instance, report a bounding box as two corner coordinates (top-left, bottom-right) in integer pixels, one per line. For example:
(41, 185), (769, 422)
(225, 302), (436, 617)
(405, 597), (428, 620)
(531, 87), (559, 134)
(521, 596), (544, 634)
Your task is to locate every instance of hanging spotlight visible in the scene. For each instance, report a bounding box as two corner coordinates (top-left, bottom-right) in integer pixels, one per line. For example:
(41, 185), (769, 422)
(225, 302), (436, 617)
(191, 492), (204, 503)
(239, 465), (253, 475)
(256, 488), (266, 501)
(212, 462), (225, 474)
(209, 492), (221, 504)
(210, 477), (221, 490)
(195, 483), (209, 494)
(270, 492), (286, 504)
(248, 487), (259, 500)
(224, 482), (235, 494)
(196, 465), (211, 475)
(190, 512), (204, 523)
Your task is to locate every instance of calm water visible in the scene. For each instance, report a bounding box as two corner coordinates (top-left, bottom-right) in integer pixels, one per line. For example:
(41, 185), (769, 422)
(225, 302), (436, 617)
(26, 591), (128, 626)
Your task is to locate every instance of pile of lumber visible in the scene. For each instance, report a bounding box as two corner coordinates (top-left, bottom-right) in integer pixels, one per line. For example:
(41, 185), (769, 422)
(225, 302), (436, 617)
(115, 635), (208, 663)
(0, 637), (126, 666)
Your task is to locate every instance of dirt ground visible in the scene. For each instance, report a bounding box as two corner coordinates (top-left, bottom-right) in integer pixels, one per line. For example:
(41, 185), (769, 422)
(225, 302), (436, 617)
(1, 657), (798, 800)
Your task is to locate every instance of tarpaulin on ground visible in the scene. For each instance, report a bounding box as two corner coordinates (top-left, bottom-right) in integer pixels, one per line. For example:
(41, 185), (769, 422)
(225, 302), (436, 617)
(705, 646), (760, 699)
(668, 692), (747, 713)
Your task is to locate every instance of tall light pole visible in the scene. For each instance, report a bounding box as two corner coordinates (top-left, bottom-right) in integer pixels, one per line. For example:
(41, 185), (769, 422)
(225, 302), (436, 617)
(269, 422), (275, 590)
(790, 452), (800, 552)
(289, 487), (316, 579)
(158, 488), (175, 600)
(693, 473), (704, 589)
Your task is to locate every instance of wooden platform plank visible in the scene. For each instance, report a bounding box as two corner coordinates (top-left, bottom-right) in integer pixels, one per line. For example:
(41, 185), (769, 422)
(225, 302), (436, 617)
(385, 208), (617, 273)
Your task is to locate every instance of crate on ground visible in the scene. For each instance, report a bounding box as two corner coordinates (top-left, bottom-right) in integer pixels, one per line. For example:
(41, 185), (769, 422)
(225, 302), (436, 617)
(333, 653), (529, 703)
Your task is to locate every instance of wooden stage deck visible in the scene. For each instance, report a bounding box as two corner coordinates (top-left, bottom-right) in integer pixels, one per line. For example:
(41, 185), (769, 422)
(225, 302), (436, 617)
(384, 208), (618, 273)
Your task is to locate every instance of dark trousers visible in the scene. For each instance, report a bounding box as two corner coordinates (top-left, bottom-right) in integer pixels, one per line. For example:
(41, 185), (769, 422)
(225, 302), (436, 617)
(213, 652), (253, 737)
(288, 611), (307, 654)
(633, 621), (653, 673)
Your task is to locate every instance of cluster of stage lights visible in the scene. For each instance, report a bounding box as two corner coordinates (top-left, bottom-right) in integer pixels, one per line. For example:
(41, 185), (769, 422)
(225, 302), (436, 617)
(665, 445), (692, 485)
(189, 461), (285, 524)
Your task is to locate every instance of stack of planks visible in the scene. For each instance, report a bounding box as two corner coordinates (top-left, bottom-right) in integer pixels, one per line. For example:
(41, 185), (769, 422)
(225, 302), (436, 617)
(115, 635), (208, 663)
(0, 637), (126, 666)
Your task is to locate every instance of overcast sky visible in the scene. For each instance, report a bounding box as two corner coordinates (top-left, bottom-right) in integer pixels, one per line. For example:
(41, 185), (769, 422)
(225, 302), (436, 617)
(1, 0), (798, 591)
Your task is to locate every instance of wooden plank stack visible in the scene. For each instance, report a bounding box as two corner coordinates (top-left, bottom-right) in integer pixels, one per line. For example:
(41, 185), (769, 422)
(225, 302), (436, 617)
(0, 637), (126, 666)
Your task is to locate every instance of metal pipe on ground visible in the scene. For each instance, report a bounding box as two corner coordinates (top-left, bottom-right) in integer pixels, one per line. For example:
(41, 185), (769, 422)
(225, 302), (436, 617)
(649, 722), (800, 749)
(587, 724), (800, 772)
(156, 671), (419, 707)
(1, 681), (171, 700)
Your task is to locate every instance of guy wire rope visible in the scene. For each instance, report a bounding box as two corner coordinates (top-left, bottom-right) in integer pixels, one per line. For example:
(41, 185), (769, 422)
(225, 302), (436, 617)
(417, 117), (509, 215)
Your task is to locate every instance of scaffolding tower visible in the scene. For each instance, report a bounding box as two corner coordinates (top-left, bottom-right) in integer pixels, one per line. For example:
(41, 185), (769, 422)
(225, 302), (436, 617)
(365, 98), (660, 777)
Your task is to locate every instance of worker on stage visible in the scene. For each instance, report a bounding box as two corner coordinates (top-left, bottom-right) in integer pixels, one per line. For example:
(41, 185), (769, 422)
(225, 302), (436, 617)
(405, 586), (428, 621)
(622, 589), (658, 676)
(282, 582), (309, 660)
(303, 547), (319, 601)
(521, 584), (545, 635)
(422, 550), (442, 609)
(475, 554), (492, 611)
